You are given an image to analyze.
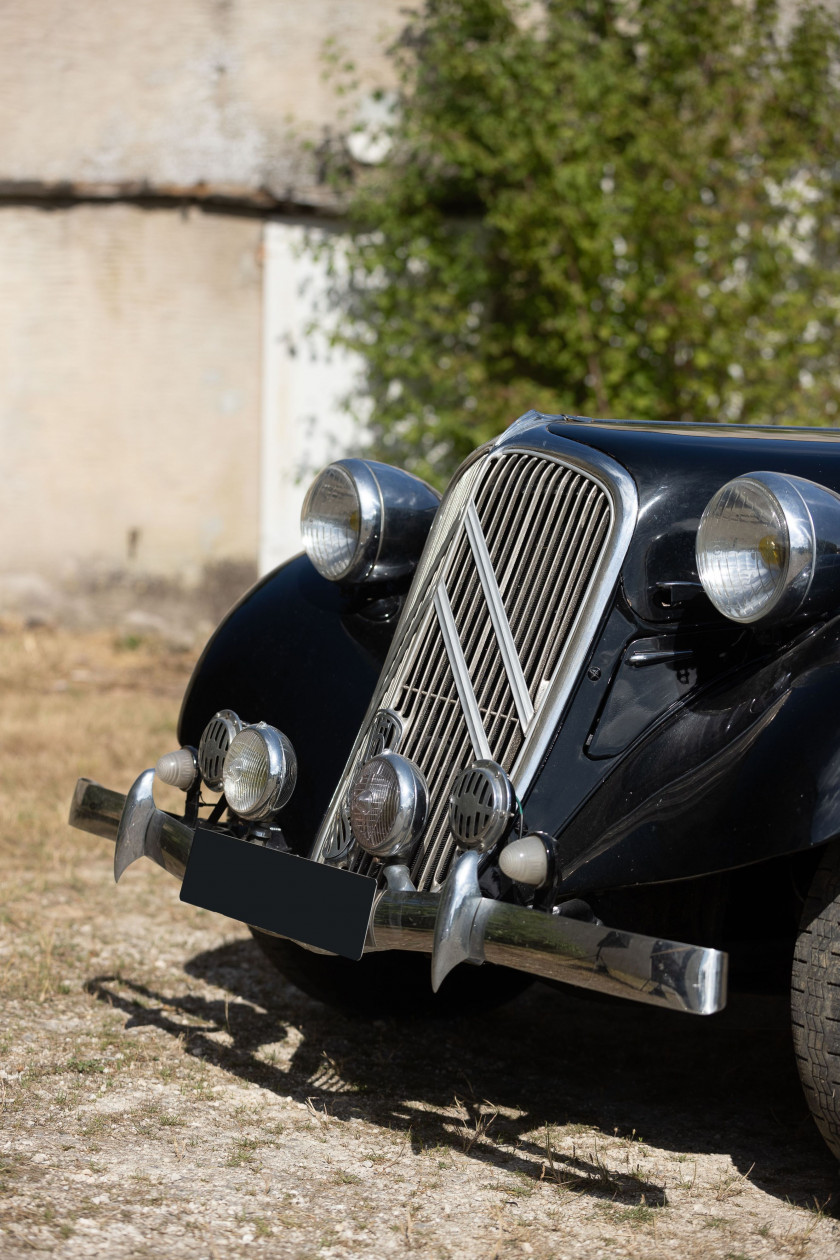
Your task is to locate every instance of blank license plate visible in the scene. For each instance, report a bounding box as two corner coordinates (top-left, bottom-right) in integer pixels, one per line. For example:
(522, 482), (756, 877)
(180, 828), (377, 960)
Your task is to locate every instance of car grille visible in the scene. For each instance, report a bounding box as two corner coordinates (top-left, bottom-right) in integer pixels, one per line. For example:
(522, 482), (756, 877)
(314, 443), (626, 891)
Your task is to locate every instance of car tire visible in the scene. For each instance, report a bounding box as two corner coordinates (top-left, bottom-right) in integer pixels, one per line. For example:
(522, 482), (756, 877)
(791, 840), (840, 1160)
(249, 928), (532, 1018)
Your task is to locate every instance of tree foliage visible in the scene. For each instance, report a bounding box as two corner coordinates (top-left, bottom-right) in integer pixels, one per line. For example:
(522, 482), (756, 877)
(322, 0), (840, 484)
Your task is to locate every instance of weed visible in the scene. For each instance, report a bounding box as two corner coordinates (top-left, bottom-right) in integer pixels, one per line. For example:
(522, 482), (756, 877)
(157, 1112), (184, 1127)
(713, 1163), (754, 1202)
(615, 1204), (657, 1227)
(79, 1114), (108, 1137)
(226, 1137), (261, 1167)
(453, 1095), (497, 1153)
(67, 1056), (104, 1075)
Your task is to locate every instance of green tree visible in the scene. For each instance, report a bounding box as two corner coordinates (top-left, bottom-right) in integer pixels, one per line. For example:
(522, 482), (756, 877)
(321, 0), (840, 484)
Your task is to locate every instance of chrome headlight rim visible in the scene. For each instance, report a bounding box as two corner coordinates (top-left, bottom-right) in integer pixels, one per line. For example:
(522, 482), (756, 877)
(301, 458), (441, 585)
(301, 459), (383, 583)
(222, 722), (298, 821)
(348, 751), (428, 859)
(696, 471), (816, 625)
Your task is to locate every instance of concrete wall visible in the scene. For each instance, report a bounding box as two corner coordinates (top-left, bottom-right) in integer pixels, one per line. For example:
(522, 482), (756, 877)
(0, 0), (400, 206)
(0, 1), (402, 621)
(260, 221), (360, 575)
(0, 203), (263, 582)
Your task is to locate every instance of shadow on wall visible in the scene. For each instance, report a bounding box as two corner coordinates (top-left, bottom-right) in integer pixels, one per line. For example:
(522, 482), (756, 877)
(86, 935), (839, 1212)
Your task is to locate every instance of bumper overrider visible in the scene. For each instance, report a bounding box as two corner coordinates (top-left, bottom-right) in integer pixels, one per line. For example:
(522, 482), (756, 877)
(69, 772), (727, 1016)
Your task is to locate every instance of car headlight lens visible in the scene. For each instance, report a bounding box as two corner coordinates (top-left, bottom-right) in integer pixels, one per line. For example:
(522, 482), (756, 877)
(222, 723), (297, 820)
(301, 458), (440, 584)
(696, 473), (815, 623)
(301, 462), (377, 581)
(348, 752), (428, 858)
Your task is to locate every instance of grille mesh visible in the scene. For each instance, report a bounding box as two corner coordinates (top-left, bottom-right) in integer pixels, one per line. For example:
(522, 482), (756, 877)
(317, 449), (614, 888)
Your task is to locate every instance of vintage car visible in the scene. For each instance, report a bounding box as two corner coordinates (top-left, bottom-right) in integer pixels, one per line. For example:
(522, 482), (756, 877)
(70, 411), (840, 1161)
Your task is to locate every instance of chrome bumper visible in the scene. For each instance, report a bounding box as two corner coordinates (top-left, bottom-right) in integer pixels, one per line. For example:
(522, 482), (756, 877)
(70, 775), (728, 1016)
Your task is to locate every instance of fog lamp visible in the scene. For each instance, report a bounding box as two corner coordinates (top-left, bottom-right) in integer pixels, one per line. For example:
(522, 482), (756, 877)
(222, 723), (297, 820)
(348, 752), (428, 858)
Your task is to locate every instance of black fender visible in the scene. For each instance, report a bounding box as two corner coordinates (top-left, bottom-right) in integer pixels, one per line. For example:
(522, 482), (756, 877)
(552, 616), (840, 894)
(177, 555), (398, 851)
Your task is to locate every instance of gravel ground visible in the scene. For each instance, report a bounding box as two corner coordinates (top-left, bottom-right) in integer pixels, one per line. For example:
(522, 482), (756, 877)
(2, 624), (840, 1259)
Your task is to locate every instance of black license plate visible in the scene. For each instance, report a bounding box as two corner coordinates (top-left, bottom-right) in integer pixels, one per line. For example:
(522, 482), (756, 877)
(180, 828), (377, 960)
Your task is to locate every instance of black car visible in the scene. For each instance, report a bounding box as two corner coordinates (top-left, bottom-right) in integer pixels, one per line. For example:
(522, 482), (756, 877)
(71, 412), (840, 1162)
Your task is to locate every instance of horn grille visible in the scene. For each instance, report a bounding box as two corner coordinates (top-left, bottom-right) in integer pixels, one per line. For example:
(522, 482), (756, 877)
(448, 760), (514, 852)
(197, 709), (243, 791)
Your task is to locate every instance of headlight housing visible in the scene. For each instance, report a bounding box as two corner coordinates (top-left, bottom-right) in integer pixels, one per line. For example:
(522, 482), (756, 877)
(696, 471), (840, 625)
(222, 723), (297, 820)
(347, 752), (428, 858)
(301, 458), (440, 583)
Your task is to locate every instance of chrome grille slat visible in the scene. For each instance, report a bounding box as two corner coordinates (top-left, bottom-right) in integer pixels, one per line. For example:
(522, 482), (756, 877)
(481, 460), (561, 607)
(521, 489), (610, 683)
(513, 479), (602, 680)
(499, 466), (584, 658)
(313, 439), (636, 892)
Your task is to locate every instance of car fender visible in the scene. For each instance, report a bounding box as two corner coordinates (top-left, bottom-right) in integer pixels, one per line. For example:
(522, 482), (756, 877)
(552, 620), (840, 893)
(177, 555), (394, 850)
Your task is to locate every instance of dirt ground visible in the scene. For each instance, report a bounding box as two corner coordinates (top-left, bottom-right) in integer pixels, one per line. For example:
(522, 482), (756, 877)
(1, 622), (839, 1260)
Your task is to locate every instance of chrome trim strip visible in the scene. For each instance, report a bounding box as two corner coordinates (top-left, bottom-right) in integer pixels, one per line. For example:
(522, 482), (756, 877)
(464, 501), (534, 729)
(70, 777), (728, 1016)
(433, 583), (492, 761)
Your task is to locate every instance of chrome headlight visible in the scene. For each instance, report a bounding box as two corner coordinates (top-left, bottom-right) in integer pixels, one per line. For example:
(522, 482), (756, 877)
(697, 471), (840, 624)
(301, 458), (440, 583)
(222, 723), (297, 820)
(347, 752), (428, 858)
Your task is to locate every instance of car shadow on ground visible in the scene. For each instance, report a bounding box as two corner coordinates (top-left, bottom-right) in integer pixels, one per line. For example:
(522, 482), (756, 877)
(86, 935), (839, 1212)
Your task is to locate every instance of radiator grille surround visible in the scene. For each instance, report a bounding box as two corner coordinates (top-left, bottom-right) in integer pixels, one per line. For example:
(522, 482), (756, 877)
(313, 432), (638, 890)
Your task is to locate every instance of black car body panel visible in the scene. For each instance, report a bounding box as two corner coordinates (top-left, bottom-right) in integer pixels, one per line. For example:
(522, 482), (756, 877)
(176, 417), (840, 898)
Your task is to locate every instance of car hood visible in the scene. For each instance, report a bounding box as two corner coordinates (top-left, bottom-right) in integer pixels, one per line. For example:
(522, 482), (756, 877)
(536, 417), (840, 623)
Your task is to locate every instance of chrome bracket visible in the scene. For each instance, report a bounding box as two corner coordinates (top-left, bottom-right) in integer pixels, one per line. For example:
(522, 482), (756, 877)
(431, 851), (492, 991)
(114, 769), (163, 882)
(382, 863), (416, 893)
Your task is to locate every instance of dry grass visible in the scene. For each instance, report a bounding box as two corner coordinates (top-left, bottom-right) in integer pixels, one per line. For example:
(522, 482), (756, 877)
(1, 621), (839, 1260)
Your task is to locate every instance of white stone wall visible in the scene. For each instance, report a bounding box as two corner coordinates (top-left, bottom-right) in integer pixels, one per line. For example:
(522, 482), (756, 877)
(260, 221), (361, 575)
(0, 0), (400, 204)
(0, 204), (263, 584)
(0, 1), (402, 613)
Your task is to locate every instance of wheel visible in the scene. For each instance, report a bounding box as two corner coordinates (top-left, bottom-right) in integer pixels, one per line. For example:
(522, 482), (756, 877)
(791, 841), (840, 1160)
(250, 929), (532, 1018)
